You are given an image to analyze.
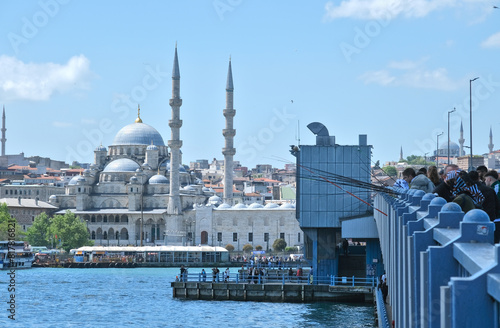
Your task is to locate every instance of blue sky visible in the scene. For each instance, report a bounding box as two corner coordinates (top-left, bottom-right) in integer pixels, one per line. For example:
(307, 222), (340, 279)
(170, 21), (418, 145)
(0, 0), (499, 169)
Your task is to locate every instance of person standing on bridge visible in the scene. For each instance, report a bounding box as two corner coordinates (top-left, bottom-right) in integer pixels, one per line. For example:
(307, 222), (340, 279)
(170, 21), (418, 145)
(342, 238), (349, 256)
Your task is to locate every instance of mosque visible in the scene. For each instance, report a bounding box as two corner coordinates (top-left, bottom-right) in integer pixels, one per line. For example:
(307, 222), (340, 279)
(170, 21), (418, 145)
(431, 121), (495, 167)
(48, 47), (301, 250)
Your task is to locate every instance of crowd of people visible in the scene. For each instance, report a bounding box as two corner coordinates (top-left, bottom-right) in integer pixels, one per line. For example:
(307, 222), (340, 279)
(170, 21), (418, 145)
(394, 165), (500, 243)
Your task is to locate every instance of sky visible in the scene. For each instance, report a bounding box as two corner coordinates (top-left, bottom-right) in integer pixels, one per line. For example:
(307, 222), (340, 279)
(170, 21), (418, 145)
(0, 0), (499, 170)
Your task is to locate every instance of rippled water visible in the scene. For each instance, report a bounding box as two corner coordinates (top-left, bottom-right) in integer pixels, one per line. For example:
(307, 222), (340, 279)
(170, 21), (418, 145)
(2, 268), (375, 327)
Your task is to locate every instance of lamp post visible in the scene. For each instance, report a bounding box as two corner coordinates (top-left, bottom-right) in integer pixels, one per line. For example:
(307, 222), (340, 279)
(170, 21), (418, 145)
(436, 132), (443, 167)
(447, 107), (456, 165)
(470, 77), (479, 171)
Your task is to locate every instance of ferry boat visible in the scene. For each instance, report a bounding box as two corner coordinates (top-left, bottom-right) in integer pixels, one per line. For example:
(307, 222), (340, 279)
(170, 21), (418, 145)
(0, 241), (34, 269)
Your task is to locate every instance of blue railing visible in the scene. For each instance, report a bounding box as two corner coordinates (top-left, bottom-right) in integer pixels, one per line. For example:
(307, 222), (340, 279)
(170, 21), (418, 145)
(176, 271), (373, 287)
(330, 275), (376, 287)
(375, 189), (500, 328)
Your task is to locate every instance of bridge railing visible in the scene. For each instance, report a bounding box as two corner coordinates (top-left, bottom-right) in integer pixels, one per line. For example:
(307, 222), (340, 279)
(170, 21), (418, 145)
(375, 188), (500, 328)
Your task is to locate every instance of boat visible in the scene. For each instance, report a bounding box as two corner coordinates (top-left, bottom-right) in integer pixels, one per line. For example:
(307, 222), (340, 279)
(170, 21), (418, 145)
(0, 241), (34, 269)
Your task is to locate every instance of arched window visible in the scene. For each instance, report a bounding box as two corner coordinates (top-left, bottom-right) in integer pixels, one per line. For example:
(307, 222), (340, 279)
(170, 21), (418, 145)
(91, 231), (95, 240)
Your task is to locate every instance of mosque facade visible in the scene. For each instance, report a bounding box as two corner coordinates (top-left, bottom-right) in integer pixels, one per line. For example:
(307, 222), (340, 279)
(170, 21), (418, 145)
(48, 47), (301, 250)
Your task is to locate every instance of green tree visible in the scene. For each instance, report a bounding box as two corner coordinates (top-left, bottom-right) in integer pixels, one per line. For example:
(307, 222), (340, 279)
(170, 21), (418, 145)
(285, 246), (298, 253)
(0, 203), (24, 240)
(242, 243), (253, 253)
(48, 211), (93, 252)
(382, 166), (397, 176)
(225, 244), (234, 252)
(272, 238), (287, 252)
(26, 212), (52, 247)
(406, 155), (428, 165)
(255, 245), (263, 251)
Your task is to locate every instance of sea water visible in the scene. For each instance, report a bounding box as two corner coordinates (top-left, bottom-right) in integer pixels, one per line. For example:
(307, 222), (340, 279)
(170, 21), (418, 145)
(1, 267), (375, 327)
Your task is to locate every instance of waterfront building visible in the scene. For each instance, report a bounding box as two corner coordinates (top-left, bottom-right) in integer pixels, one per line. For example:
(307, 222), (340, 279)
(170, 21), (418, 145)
(0, 197), (58, 232)
(47, 47), (302, 250)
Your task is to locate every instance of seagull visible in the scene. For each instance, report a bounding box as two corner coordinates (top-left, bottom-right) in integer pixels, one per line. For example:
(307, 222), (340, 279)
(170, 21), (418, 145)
(494, 5), (498, 8)
(291, 100), (293, 103)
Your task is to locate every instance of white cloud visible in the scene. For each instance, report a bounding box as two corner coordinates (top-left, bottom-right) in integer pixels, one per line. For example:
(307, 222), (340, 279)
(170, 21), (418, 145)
(360, 58), (459, 90)
(360, 70), (395, 85)
(324, 0), (489, 21)
(0, 55), (93, 101)
(481, 31), (500, 48)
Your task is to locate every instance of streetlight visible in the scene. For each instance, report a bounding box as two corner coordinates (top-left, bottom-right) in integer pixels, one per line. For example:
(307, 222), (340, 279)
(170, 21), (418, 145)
(447, 107), (456, 165)
(470, 77), (479, 171)
(436, 132), (443, 167)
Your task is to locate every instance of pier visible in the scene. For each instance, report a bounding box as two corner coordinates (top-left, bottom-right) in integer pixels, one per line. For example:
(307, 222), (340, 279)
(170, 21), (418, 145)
(170, 271), (375, 303)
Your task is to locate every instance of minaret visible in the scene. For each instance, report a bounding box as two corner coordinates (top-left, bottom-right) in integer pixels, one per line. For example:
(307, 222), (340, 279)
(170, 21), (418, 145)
(167, 45), (183, 215)
(1, 106), (6, 156)
(459, 120), (465, 156)
(489, 126), (494, 153)
(222, 58), (236, 205)
(399, 146), (403, 161)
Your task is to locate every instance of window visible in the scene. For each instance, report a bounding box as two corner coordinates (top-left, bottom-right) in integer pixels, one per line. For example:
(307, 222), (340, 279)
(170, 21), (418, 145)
(233, 233), (238, 242)
(264, 233), (269, 242)
(298, 232), (301, 243)
(280, 233), (285, 240)
(248, 232), (253, 242)
(217, 232), (222, 242)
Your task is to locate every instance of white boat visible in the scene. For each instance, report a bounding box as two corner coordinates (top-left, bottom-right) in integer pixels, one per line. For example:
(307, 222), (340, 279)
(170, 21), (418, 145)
(0, 241), (34, 269)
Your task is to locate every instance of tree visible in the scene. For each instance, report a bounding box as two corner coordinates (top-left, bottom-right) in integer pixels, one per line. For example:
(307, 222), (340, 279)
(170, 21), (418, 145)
(382, 166), (397, 176)
(0, 203), (24, 240)
(285, 246), (298, 253)
(242, 243), (253, 253)
(255, 245), (263, 251)
(26, 212), (52, 247)
(48, 211), (93, 252)
(272, 238), (287, 252)
(225, 244), (234, 252)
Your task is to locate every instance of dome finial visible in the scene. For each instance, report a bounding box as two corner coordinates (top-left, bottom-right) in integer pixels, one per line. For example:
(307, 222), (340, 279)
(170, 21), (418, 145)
(135, 104), (143, 123)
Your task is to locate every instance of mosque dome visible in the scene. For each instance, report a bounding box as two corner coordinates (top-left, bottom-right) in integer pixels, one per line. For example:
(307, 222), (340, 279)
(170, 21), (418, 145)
(248, 203), (264, 209)
(96, 144), (107, 151)
(68, 175), (85, 185)
(217, 203), (231, 209)
(146, 144), (159, 151)
(264, 203), (279, 209)
(280, 203), (295, 209)
(103, 158), (140, 172)
(439, 141), (459, 150)
(149, 174), (169, 184)
(233, 203), (248, 209)
(112, 122), (165, 146)
(183, 185), (195, 191)
(208, 195), (222, 205)
(49, 195), (57, 201)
